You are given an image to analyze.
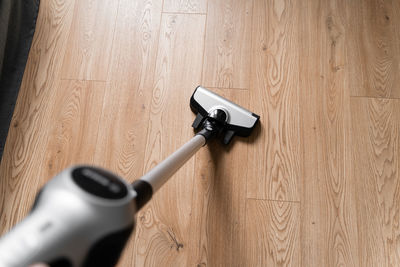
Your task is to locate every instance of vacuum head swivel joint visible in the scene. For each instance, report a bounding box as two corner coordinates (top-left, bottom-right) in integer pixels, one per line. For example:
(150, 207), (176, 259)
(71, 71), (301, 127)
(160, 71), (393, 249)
(190, 86), (260, 144)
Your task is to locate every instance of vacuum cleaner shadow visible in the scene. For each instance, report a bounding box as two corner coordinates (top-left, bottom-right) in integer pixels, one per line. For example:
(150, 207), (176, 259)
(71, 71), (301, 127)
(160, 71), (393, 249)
(200, 136), (250, 265)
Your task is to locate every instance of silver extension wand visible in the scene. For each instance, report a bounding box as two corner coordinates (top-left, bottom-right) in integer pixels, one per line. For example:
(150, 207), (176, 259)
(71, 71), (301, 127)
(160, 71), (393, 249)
(0, 86), (259, 267)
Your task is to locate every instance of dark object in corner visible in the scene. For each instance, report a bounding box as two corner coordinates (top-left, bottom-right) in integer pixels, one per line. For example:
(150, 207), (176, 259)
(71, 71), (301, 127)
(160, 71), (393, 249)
(0, 0), (40, 160)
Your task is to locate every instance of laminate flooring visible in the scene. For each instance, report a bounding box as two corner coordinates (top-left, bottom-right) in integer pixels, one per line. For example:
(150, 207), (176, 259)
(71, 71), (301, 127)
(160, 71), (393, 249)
(1, 0), (399, 266)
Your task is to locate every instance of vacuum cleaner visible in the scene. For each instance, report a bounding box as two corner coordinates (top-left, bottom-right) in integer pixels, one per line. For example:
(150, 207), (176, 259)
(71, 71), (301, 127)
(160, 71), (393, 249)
(0, 86), (260, 267)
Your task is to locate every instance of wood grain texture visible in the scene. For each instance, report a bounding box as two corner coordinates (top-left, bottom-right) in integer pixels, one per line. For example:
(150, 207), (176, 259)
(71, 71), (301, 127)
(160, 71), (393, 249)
(188, 89), (250, 267)
(40, 80), (106, 180)
(0, 0), (75, 234)
(351, 98), (400, 266)
(92, 2), (163, 264)
(131, 13), (206, 266)
(347, 0), (400, 98)
(201, 0), (252, 89)
(246, 199), (300, 266)
(299, 0), (360, 266)
(163, 0), (207, 13)
(61, 0), (119, 80)
(2, 0), (400, 265)
(246, 0), (300, 202)
(93, 0), (162, 181)
(92, 1), (163, 264)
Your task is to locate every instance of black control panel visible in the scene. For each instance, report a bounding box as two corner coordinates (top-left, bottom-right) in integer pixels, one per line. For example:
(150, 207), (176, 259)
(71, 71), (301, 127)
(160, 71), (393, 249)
(72, 167), (128, 200)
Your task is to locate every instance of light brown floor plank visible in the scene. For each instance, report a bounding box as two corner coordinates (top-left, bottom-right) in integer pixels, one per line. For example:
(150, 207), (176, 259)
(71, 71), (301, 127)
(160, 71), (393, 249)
(93, 0), (162, 180)
(61, 0), (119, 80)
(351, 98), (400, 266)
(246, 0), (301, 202)
(163, 0), (207, 14)
(201, 0), (253, 89)
(131, 13), (206, 266)
(299, 0), (360, 266)
(246, 199), (300, 266)
(91, 1), (163, 264)
(347, 0), (400, 98)
(39, 80), (106, 180)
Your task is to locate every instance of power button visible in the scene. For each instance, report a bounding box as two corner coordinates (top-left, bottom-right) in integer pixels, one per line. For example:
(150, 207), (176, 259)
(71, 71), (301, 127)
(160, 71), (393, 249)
(72, 167), (128, 200)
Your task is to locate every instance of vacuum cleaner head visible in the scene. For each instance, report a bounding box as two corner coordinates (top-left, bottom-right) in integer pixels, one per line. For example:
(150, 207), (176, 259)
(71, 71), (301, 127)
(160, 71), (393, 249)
(190, 86), (260, 144)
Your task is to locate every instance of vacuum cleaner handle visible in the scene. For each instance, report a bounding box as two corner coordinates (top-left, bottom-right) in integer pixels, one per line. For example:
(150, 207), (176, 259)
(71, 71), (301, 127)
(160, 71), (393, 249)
(0, 136), (207, 267)
(0, 86), (260, 266)
(138, 134), (206, 194)
(0, 166), (136, 267)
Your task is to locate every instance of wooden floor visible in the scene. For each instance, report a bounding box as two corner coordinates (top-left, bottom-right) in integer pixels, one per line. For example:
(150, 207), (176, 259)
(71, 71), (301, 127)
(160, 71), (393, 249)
(1, 0), (400, 266)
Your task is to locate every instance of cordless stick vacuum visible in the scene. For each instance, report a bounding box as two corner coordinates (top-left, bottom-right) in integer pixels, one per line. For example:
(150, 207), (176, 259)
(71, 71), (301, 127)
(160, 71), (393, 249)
(0, 86), (259, 267)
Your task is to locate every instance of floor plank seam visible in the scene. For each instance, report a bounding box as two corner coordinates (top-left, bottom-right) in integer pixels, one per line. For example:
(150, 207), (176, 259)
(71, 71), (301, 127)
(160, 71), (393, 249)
(161, 11), (206, 15)
(247, 197), (300, 204)
(203, 86), (249, 91)
(105, 0), (121, 82)
(248, 0), (255, 94)
(350, 95), (400, 100)
(161, 0), (165, 14)
(60, 78), (106, 83)
(199, 3), (208, 85)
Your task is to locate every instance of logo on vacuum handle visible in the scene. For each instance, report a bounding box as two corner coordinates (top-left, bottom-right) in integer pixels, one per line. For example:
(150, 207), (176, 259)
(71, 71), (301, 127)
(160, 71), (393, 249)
(72, 167), (128, 200)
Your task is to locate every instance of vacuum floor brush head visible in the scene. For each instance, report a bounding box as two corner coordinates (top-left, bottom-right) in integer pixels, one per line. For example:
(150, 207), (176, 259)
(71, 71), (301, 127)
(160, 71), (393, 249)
(190, 86), (260, 144)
